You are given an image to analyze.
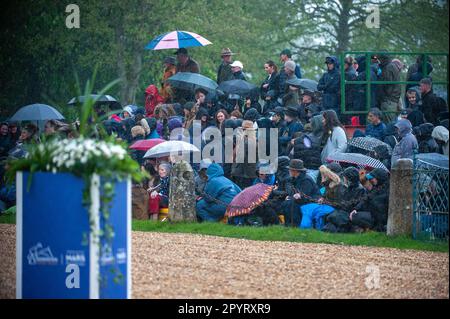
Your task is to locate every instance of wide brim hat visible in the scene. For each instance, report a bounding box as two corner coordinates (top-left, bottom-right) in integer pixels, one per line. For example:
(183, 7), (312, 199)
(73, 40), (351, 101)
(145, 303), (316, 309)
(221, 48), (236, 56)
(288, 159), (307, 171)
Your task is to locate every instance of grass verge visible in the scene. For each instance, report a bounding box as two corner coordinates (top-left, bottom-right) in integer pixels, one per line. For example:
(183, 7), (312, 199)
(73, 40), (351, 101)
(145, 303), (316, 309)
(1, 214), (447, 252)
(133, 220), (449, 253)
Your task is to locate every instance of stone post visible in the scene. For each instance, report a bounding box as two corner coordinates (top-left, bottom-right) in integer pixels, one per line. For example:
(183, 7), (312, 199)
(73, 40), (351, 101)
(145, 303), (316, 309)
(168, 160), (196, 221)
(387, 159), (414, 236)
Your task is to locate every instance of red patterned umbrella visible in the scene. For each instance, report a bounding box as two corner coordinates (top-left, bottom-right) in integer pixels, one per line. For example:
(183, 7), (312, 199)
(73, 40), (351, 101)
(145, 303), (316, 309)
(225, 183), (274, 217)
(129, 138), (165, 151)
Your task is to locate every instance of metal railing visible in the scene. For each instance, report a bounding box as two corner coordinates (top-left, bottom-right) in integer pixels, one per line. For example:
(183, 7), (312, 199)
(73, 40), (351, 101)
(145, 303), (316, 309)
(412, 153), (449, 241)
(340, 51), (449, 115)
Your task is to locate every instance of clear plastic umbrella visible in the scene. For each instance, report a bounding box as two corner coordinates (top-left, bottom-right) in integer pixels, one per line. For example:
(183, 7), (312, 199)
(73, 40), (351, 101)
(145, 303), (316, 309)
(143, 140), (200, 158)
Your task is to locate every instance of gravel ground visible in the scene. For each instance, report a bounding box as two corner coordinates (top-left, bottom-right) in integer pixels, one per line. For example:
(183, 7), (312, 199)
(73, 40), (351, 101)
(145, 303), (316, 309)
(1, 224), (448, 299)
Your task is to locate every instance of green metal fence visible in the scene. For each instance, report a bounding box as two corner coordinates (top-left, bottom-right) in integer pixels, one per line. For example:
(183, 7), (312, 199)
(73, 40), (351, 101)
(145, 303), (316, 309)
(340, 51), (449, 115)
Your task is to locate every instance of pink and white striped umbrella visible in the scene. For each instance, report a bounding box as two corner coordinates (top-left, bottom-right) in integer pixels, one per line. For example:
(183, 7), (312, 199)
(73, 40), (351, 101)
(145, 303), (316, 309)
(145, 30), (212, 50)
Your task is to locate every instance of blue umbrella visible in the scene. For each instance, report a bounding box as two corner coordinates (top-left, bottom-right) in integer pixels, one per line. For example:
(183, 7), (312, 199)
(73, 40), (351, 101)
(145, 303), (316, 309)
(9, 104), (65, 122)
(145, 30), (212, 50)
(166, 72), (218, 93)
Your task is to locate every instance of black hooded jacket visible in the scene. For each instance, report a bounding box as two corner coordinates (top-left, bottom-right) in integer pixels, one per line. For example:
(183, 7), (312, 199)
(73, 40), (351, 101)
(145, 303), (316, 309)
(354, 169), (390, 232)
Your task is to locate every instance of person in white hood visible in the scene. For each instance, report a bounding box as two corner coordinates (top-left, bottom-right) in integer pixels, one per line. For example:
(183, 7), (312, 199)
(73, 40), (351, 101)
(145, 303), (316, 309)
(431, 126), (449, 156)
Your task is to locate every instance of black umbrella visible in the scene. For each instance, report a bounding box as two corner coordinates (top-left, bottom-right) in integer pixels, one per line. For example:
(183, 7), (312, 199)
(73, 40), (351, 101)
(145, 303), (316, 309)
(286, 78), (318, 91)
(67, 94), (121, 110)
(166, 72), (218, 93)
(217, 79), (259, 98)
(347, 137), (392, 154)
(9, 104), (65, 122)
(326, 152), (389, 172)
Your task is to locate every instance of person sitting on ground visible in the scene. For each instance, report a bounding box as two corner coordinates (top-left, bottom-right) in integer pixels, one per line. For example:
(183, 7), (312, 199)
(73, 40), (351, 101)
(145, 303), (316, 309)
(253, 160), (276, 186)
(431, 126), (449, 156)
(196, 163), (241, 222)
(349, 168), (390, 232)
(195, 158), (213, 196)
(280, 159), (319, 227)
(391, 119), (418, 168)
(321, 166), (367, 233)
(148, 162), (171, 221)
(272, 156), (291, 198)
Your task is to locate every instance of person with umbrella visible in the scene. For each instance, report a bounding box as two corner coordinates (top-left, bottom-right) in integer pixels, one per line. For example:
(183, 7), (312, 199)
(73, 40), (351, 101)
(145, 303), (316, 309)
(8, 123), (39, 159)
(280, 61), (299, 108)
(194, 88), (208, 110)
(160, 56), (177, 102)
(320, 110), (347, 164)
(217, 48), (235, 84)
(230, 61), (246, 81)
(173, 48), (200, 103)
(196, 163), (241, 222)
(299, 90), (322, 124)
(148, 162), (172, 221)
(175, 48), (200, 74)
(280, 159), (320, 227)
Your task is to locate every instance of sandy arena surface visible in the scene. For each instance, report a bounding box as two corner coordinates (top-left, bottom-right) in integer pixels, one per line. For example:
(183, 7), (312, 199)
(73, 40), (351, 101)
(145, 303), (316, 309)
(0, 224), (448, 299)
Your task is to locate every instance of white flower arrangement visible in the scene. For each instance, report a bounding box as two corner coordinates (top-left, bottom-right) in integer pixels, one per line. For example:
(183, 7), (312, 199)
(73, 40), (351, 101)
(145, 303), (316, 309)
(10, 137), (141, 182)
(43, 138), (127, 172)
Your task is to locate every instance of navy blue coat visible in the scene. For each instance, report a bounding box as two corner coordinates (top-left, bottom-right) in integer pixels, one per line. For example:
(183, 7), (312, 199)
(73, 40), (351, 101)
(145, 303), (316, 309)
(317, 56), (340, 111)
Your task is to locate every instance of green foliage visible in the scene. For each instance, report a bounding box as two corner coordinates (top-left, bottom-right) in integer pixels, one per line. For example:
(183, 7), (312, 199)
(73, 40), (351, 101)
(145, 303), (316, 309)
(0, 0), (447, 119)
(132, 220), (449, 253)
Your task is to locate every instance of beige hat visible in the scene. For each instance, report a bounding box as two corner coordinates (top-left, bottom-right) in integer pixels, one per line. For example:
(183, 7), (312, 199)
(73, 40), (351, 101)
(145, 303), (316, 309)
(221, 48), (236, 56)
